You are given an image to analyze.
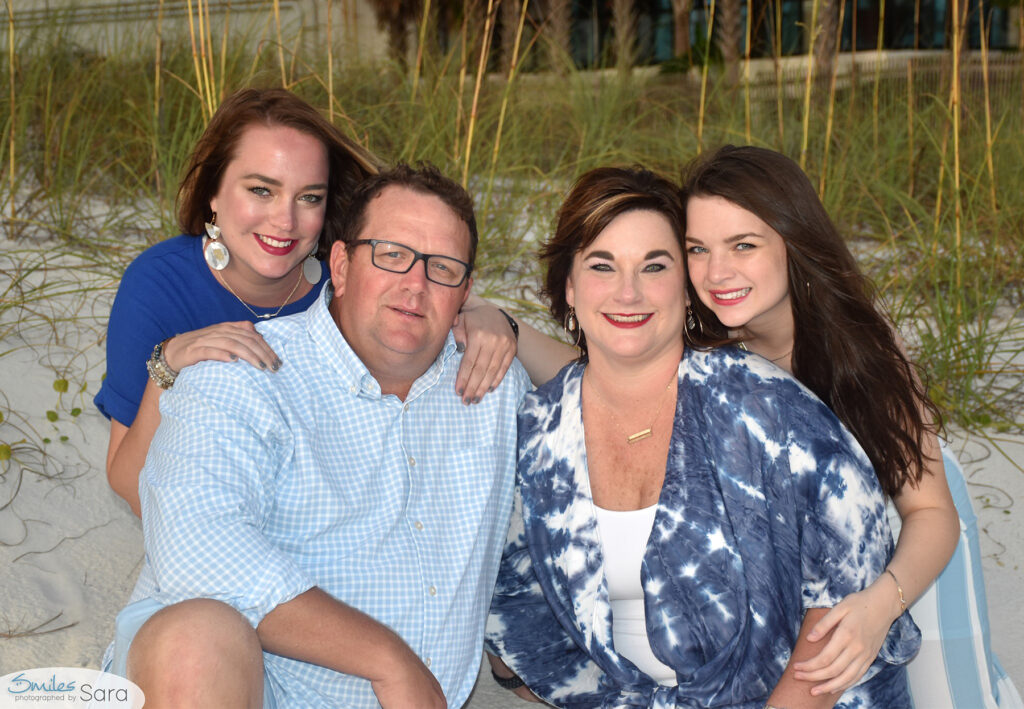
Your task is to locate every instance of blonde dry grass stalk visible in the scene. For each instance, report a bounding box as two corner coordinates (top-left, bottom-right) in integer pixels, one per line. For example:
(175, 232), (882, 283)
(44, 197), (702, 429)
(327, 0), (335, 122)
(186, 0), (216, 119)
(697, 0), (717, 150)
(951, 0), (964, 328)
(773, 0), (784, 144)
(462, 0), (498, 187)
(6, 0), (14, 228)
(743, 0), (753, 142)
(907, 60), (915, 197)
(453, 6), (472, 165)
(272, 0), (286, 86)
(819, 0), (846, 197)
(979, 1), (996, 212)
(872, 0), (886, 156)
(489, 0), (530, 181)
(799, 0), (822, 168)
(410, 0), (432, 105)
(153, 0), (166, 199)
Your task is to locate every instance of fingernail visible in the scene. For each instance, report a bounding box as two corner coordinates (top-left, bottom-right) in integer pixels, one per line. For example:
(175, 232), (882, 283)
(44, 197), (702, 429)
(272, 359), (282, 371)
(472, 397), (481, 404)
(456, 388), (464, 397)
(259, 361), (267, 370)
(456, 342), (466, 353)
(230, 354), (238, 361)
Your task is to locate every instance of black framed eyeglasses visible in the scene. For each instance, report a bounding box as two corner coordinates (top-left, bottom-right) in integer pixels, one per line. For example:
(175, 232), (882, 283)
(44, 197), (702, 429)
(351, 239), (472, 288)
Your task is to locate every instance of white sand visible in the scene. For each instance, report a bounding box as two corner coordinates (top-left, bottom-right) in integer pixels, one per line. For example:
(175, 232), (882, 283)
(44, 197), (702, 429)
(0, 239), (1021, 703)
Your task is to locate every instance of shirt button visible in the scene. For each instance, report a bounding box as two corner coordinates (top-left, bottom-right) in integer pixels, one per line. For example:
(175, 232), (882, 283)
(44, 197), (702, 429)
(349, 384), (357, 394)
(425, 657), (432, 668)
(414, 521), (424, 531)
(428, 585), (437, 596)
(409, 456), (416, 466)
(404, 403), (410, 412)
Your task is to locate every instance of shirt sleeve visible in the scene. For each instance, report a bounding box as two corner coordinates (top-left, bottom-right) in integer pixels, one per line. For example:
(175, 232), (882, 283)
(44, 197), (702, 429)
(94, 258), (177, 426)
(139, 362), (317, 627)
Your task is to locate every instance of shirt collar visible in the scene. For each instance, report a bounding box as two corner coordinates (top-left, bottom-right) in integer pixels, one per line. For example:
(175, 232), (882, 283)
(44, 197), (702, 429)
(306, 283), (459, 402)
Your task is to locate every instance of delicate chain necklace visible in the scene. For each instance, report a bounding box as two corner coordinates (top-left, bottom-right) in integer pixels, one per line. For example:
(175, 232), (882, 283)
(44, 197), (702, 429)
(737, 340), (791, 363)
(214, 267), (304, 320)
(588, 374), (676, 444)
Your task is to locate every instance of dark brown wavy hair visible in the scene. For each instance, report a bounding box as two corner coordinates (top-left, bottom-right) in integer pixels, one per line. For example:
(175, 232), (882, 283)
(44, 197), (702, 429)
(680, 145), (940, 498)
(177, 87), (380, 259)
(541, 166), (690, 361)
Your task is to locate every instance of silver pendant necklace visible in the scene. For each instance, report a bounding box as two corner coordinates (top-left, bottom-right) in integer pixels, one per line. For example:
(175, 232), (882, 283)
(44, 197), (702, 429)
(214, 267), (304, 320)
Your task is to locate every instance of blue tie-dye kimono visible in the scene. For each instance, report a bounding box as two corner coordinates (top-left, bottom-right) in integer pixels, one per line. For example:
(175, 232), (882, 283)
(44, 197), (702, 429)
(487, 347), (921, 708)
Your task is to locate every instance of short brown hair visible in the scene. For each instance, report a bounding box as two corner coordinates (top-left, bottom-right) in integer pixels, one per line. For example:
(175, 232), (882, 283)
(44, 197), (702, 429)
(541, 166), (684, 359)
(331, 163), (479, 270)
(177, 88), (379, 258)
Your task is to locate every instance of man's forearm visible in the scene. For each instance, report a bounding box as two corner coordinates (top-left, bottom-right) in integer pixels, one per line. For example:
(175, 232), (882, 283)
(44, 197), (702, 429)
(256, 587), (419, 682)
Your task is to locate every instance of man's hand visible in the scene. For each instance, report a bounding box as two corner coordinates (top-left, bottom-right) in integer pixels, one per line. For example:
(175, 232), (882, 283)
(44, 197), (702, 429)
(371, 648), (446, 709)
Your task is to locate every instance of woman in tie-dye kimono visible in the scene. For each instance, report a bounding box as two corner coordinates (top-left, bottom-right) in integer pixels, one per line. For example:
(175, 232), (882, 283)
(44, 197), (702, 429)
(485, 166), (920, 708)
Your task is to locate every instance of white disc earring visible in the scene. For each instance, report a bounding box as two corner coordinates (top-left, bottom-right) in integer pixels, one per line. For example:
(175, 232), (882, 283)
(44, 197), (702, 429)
(302, 251), (321, 285)
(203, 214), (230, 271)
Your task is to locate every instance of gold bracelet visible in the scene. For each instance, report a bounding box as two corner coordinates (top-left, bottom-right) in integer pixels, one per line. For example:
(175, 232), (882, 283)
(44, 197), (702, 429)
(885, 568), (907, 613)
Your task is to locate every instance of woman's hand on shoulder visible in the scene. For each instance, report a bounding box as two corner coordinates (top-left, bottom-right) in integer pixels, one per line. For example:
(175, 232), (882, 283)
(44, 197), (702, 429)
(791, 581), (903, 694)
(452, 297), (517, 404)
(162, 321), (282, 375)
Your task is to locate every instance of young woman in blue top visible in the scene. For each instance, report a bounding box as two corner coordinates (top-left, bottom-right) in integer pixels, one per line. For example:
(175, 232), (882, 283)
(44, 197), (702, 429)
(95, 88), (522, 516)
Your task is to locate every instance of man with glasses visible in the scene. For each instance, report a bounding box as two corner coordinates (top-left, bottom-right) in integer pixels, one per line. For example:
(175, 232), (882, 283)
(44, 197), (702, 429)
(110, 165), (531, 708)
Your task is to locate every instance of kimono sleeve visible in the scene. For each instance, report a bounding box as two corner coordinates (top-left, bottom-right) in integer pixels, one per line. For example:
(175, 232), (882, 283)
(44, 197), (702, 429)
(790, 399), (921, 669)
(486, 486), (713, 709)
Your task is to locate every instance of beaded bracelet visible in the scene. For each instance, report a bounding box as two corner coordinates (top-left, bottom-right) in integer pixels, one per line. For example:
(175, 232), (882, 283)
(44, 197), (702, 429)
(146, 338), (179, 390)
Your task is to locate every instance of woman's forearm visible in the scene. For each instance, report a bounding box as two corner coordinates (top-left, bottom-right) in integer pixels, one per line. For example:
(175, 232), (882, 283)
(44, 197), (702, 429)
(106, 379), (164, 517)
(461, 294), (575, 386)
(887, 435), (960, 605)
(514, 317), (576, 386)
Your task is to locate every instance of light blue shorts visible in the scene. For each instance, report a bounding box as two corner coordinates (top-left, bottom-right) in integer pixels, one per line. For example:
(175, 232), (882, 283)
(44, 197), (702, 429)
(109, 597), (279, 708)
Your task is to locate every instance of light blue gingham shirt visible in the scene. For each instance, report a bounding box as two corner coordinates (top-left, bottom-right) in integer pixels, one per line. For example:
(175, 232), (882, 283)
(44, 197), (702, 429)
(124, 284), (531, 707)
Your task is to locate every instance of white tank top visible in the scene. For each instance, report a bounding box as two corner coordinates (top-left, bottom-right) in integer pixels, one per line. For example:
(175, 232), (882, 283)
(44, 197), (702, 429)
(594, 503), (677, 686)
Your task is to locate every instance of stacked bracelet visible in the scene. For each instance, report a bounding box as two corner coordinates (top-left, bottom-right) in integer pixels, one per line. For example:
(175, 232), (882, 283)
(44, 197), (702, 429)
(146, 338), (179, 390)
(885, 567), (908, 613)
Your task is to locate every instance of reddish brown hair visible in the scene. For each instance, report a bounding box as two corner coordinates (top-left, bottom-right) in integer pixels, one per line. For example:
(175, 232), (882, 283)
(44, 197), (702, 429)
(177, 88), (379, 258)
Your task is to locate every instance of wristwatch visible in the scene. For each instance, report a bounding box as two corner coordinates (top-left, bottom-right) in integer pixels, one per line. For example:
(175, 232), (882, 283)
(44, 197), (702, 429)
(146, 338), (179, 389)
(497, 308), (519, 341)
(490, 667), (525, 690)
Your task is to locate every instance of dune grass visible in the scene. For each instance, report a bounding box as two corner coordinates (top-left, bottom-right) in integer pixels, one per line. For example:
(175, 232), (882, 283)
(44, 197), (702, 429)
(0, 7), (1021, 466)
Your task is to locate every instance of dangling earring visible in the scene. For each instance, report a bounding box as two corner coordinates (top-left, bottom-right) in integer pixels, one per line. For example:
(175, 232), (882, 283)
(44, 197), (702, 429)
(203, 213), (230, 271)
(686, 306), (703, 335)
(563, 307), (582, 348)
(302, 248), (321, 285)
